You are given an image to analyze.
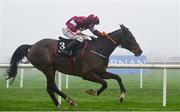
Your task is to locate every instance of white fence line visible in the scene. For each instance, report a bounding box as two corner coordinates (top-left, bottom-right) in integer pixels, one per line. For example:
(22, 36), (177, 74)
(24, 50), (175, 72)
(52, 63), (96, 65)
(1, 63), (180, 68)
(1, 63), (180, 107)
(108, 64), (180, 69)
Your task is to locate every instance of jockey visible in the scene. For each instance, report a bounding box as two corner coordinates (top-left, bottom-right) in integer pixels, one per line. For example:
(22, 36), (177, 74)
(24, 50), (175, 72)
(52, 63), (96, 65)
(61, 14), (106, 56)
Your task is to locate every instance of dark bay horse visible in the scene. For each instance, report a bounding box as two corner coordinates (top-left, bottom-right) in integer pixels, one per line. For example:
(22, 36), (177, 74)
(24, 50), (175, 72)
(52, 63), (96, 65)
(6, 24), (142, 108)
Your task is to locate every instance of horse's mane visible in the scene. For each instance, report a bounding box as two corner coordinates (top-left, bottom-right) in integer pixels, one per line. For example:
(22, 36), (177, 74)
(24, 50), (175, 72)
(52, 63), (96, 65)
(108, 29), (122, 36)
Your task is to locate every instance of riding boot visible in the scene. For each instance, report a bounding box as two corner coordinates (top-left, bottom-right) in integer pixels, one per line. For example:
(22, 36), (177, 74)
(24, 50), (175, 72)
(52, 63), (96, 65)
(61, 40), (80, 56)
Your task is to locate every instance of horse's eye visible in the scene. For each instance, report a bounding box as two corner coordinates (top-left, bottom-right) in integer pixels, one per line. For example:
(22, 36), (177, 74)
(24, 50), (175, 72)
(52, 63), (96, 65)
(129, 36), (133, 39)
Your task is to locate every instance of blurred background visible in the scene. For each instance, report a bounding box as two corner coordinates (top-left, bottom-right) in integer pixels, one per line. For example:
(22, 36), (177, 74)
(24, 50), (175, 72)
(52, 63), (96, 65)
(0, 0), (180, 63)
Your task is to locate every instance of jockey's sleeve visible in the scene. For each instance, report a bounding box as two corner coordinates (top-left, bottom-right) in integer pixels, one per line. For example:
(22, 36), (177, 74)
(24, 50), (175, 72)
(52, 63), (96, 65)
(66, 19), (77, 32)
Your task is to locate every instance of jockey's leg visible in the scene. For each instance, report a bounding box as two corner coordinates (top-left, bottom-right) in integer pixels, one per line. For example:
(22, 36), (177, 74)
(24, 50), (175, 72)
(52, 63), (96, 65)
(61, 28), (84, 56)
(61, 39), (81, 56)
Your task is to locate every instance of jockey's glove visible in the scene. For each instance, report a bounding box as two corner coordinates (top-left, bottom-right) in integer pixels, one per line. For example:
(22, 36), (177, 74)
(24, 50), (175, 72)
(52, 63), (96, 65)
(100, 31), (107, 37)
(75, 30), (82, 35)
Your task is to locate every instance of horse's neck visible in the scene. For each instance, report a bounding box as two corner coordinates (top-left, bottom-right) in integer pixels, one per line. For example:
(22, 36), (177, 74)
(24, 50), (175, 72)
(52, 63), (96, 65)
(108, 29), (122, 44)
(89, 30), (120, 58)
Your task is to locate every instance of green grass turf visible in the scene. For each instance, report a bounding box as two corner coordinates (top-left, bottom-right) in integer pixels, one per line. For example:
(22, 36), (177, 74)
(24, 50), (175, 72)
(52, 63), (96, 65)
(0, 68), (180, 111)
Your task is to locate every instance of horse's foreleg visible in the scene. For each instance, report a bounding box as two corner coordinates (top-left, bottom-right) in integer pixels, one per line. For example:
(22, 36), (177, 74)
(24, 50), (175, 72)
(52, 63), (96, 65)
(99, 71), (126, 103)
(83, 72), (107, 96)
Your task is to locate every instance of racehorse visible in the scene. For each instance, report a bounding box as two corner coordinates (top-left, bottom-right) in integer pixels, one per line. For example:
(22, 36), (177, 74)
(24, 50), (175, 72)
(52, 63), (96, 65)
(6, 24), (142, 108)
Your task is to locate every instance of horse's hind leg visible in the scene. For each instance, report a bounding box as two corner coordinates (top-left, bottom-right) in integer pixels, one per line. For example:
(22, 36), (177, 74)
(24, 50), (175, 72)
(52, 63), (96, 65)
(47, 81), (60, 108)
(44, 68), (77, 107)
(99, 71), (126, 103)
(44, 68), (60, 108)
(82, 72), (107, 96)
(52, 77), (77, 106)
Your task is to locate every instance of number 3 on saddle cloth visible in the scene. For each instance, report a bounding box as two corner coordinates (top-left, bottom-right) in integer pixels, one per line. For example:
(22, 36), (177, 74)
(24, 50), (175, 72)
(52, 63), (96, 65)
(57, 37), (88, 57)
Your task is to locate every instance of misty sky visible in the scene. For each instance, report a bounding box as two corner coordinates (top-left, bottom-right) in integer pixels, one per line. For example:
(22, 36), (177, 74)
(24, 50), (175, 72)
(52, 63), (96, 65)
(0, 0), (180, 62)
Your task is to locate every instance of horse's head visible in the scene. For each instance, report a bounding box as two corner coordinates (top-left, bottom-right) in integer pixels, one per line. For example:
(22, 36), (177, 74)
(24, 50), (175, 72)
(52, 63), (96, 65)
(119, 24), (142, 56)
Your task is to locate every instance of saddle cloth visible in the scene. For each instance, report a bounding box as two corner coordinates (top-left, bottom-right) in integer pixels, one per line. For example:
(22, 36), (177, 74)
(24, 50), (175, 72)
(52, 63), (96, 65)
(57, 36), (87, 56)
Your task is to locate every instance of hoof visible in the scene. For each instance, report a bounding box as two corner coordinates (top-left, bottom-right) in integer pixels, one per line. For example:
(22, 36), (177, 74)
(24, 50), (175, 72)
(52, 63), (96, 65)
(66, 97), (77, 106)
(119, 97), (124, 103)
(119, 92), (126, 103)
(56, 104), (61, 109)
(86, 89), (97, 96)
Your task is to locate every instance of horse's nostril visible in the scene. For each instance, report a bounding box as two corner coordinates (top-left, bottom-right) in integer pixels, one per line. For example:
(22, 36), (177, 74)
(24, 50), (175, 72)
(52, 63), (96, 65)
(138, 50), (142, 56)
(140, 50), (142, 54)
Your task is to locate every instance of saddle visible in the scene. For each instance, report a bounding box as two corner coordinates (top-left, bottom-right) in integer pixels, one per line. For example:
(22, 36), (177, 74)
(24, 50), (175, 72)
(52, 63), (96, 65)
(57, 36), (87, 57)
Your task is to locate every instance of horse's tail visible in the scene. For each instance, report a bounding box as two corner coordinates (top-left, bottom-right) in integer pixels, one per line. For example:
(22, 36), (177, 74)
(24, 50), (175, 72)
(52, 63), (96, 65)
(6, 44), (32, 84)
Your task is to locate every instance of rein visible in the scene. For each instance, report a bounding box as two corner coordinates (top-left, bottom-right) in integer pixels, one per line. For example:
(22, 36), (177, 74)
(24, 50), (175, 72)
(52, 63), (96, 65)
(103, 32), (117, 45)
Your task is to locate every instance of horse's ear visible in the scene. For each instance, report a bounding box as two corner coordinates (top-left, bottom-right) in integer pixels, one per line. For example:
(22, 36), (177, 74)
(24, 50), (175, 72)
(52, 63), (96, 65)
(119, 24), (123, 29)
(120, 24), (125, 32)
(120, 24), (128, 31)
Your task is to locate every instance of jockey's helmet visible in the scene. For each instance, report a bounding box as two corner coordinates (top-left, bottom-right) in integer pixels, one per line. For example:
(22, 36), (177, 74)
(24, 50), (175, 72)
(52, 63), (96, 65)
(87, 14), (100, 25)
(94, 16), (99, 25)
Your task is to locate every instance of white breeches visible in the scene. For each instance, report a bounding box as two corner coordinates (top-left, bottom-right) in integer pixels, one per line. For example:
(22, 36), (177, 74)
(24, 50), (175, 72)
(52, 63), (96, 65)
(62, 27), (92, 42)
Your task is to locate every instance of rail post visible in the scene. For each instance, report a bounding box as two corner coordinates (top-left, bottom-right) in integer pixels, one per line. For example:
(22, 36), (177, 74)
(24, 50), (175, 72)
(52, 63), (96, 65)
(56, 72), (62, 104)
(6, 79), (9, 88)
(163, 68), (167, 107)
(20, 68), (24, 88)
(66, 75), (69, 89)
(140, 69), (143, 88)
